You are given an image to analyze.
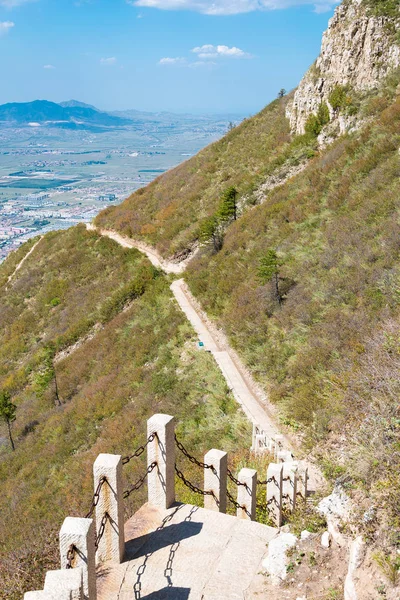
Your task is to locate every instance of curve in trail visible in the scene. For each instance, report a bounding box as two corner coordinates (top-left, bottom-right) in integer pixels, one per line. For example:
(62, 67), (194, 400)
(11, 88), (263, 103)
(86, 224), (188, 274)
(5, 236), (43, 288)
(88, 224), (294, 454)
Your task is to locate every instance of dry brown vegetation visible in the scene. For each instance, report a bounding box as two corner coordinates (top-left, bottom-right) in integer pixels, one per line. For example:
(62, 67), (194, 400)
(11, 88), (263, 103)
(0, 225), (252, 598)
(101, 70), (400, 543)
(186, 72), (400, 540)
(94, 94), (305, 257)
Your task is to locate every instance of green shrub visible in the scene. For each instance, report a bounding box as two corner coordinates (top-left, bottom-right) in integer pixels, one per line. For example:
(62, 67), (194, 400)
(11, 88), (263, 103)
(328, 85), (349, 112)
(305, 113), (323, 136)
(317, 102), (330, 127)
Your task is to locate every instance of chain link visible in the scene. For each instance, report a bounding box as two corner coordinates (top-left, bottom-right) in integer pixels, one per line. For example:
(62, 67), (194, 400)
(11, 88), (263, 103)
(122, 433), (157, 465)
(175, 465), (218, 500)
(123, 462), (158, 499)
(226, 488), (250, 517)
(66, 544), (76, 569)
(95, 512), (111, 550)
(227, 468), (247, 487)
(174, 435), (216, 473)
(85, 476), (107, 519)
(165, 541), (179, 587)
(257, 476), (275, 486)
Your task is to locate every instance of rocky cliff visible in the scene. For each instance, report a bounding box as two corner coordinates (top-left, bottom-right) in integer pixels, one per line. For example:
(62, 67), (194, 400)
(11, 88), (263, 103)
(287, 0), (400, 134)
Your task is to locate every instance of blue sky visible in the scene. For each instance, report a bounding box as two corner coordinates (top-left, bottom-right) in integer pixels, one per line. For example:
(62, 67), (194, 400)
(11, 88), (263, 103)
(0, 0), (337, 113)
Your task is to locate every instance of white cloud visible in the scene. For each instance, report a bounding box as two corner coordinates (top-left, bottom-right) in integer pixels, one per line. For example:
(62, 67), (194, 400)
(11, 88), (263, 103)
(192, 44), (252, 59)
(130, 0), (337, 15)
(0, 21), (14, 35)
(43, 64), (55, 69)
(158, 57), (187, 65)
(100, 57), (117, 66)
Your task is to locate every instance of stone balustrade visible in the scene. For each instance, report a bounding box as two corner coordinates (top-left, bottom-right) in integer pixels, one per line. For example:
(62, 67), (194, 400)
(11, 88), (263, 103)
(24, 413), (307, 599)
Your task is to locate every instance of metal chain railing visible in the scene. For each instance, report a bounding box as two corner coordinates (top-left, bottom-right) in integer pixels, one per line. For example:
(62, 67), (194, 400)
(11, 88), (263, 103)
(85, 476), (107, 519)
(175, 465), (218, 501)
(256, 497), (274, 513)
(174, 435), (216, 473)
(227, 468), (246, 487)
(226, 488), (250, 518)
(94, 512), (111, 550)
(257, 476), (275, 486)
(66, 544), (77, 569)
(123, 461), (158, 499)
(122, 433), (157, 465)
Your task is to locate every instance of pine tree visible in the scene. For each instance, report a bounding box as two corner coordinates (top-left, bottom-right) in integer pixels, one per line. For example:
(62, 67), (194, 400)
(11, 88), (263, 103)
(218, 186), (238, 222)
(258, 249), (282, 305)
(199, 216), (223, 252)
(0, 391), (17, 451)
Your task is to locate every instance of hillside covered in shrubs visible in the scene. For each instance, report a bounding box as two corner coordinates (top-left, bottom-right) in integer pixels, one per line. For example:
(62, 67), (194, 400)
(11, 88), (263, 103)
(0, 225), (251, 598)
(96, 61), (400, 550)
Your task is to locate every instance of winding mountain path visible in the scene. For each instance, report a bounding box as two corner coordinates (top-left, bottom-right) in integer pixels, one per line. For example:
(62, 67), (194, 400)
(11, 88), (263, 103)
(5, 236), (42, 288)
(86, 225), (190, 274)
(87, 224), (294, 453)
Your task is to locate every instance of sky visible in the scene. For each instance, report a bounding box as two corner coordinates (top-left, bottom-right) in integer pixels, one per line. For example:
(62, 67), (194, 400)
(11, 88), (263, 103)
(0, 0), (338, 114)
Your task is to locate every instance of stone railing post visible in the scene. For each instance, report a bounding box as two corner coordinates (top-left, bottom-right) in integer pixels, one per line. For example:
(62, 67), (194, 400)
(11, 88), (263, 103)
(267, 463), (283, 527)
(24, 592), (71, 600)
(147, 413), (175, 509)
(44, 567), (83, 599)
(282, 462), (298, 512)
(297, 463), (308, 501)
(93, 453), (124, 564)
(59, 517), (96, 600)
(204, 449), (227, 513)
(274, 435), (284, 461)
(237, 468), (257, 521)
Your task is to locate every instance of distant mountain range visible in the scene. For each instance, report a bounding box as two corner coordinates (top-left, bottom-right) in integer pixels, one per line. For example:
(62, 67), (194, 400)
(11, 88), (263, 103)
(0, 100), (132, 130)
(0, 99), (242, 131)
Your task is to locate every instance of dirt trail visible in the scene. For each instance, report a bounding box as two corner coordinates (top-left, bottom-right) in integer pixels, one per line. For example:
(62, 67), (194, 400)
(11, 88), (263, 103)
(86, 224), (193, 274)
(88, 224), (295, 451)
(5, 236), (42, 288)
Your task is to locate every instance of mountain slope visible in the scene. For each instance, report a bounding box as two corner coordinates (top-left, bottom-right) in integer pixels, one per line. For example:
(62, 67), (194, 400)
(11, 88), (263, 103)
(1, 0), (400, 595)
(59, 100), (100, 111)
(0, 225), (251, 598)
(95, 95), (302, 257)
(94, 0), (400, 552)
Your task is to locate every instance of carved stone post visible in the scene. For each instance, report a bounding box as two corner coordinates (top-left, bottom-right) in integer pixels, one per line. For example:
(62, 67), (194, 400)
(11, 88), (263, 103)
(274, 435), (284, 460)
(204, 449), (227, 513)
(147, 414), (175, 509)
(59, 517), (96, 600)
(44, 567), (83, 599)
(297, 463), (308, 501)
(237, 468), (257, 521)
(267, 463), (283, 527)
(24, 592), (71, 600)
(282, 462), (298, 512)
(93, 453), (125, 564)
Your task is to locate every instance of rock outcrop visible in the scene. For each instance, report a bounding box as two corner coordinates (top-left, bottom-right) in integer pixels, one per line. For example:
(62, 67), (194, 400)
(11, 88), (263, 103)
(287, 0), (400, 134)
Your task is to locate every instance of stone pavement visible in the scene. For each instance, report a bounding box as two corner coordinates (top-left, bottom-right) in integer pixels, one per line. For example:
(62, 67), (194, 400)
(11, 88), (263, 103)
(97, 502), (277, 600)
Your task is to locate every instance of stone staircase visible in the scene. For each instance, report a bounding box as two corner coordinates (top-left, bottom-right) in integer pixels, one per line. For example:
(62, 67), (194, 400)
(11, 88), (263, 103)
(24, 413), (307, 600)
(97, 502), (277, 600)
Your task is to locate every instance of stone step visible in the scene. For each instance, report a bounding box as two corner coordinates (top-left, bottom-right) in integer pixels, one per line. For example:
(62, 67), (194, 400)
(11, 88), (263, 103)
(97, 502), (277, 599)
